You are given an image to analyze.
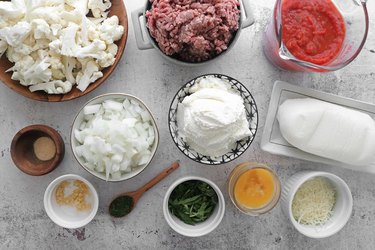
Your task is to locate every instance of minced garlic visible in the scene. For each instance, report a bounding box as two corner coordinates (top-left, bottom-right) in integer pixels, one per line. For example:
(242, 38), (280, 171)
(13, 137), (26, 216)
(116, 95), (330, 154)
(55, 180), (92, 211)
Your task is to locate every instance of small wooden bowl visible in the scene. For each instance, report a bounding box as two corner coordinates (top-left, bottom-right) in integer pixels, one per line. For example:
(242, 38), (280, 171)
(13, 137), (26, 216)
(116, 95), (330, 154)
(11, 125), (65, 176)
(0, 0), (128, 102)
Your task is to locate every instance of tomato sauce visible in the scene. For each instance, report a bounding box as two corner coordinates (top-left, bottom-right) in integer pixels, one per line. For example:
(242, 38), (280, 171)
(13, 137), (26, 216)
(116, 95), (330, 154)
(282, 0), (346, 65)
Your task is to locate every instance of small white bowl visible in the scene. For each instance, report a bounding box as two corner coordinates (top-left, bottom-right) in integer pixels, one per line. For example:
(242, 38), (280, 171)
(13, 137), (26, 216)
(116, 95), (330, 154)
(71, 93), (159, 182)
(44, 174), (99, 229)
(163, 176), (225, 237)
(281, 171), (353, 238)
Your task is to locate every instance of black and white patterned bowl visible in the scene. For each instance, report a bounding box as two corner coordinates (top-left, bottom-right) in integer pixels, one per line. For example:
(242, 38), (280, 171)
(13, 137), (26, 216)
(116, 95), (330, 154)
(168, 74), (258, 165)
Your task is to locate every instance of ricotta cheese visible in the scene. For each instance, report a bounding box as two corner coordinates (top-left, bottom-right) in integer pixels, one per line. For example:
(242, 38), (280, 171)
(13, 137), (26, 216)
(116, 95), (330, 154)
(177, 76), (251, 158)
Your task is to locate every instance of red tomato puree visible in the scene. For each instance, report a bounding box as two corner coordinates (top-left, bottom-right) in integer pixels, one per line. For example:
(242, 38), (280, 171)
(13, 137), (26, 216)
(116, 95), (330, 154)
(282, 0), (346, 65)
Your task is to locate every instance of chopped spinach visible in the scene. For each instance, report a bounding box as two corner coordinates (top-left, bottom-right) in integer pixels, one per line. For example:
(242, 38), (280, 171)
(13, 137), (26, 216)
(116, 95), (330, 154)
(168, 180), (218, 225)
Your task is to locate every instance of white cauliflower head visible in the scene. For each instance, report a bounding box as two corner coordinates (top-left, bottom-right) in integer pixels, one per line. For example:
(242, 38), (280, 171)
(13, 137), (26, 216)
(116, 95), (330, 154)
(1, 0), (124, 94)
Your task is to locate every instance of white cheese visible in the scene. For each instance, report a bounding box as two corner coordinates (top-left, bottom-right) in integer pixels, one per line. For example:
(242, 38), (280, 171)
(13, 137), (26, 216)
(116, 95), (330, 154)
(277, 98), (375, 166)
(292, 177), (336, 226)
(177, 76), (251, 158)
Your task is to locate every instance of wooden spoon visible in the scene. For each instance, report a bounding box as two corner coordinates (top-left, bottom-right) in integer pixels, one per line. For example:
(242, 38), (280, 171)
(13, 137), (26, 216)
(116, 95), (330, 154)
(109, 161), (180, 218)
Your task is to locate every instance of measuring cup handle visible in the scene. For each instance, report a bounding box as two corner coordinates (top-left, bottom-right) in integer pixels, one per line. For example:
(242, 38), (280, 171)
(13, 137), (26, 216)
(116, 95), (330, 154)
(140, 161), (180, 193)
(131, 7), (154, 50)
(241, 0), (255, 29)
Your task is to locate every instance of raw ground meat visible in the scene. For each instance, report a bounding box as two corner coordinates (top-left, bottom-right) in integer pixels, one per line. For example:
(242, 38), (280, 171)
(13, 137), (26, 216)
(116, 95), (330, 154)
(146, 0), (240, 63)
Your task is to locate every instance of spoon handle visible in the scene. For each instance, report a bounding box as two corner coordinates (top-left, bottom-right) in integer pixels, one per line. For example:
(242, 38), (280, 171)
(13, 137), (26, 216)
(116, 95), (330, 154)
(139, 161), (180, 194)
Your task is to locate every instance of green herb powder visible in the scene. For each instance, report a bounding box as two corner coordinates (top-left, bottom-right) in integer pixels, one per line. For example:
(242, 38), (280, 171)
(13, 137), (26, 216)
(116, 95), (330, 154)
(109, 196), (134, 217)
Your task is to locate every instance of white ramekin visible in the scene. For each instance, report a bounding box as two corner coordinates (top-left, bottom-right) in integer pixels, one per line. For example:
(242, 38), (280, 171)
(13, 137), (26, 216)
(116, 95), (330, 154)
(163, 176), (225, 237)
(281, 171), (353, 238)
(44, 174), (99, 229)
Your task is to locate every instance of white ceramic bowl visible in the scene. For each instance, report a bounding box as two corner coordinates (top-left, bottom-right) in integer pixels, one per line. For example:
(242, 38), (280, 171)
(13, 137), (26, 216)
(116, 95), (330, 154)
(168, 74), (258, 165)
(281, 171), (353, 238)
(44, 174), (99, 229)
(163, 176), (225, 237)
(71, 93), (159, 182)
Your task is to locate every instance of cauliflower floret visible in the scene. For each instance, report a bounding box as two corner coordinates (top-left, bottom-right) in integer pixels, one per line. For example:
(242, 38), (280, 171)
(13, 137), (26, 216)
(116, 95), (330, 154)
(60, 23), (79, 57)
(95, 43), (117, 67)
(50, 23), (62, 36)
(48, 54), (63, 70)
(88, 0), (111, 18)
(0, 0), (26, 28)
(99, 16), (124, 44)
(76, 60), (103, 91)
(0, 21), (31, 47)
(26, 0), (64, 25)
(59, 9), (82, 25)
(62, 56), (77, 84)
(31, 19), (51, 39)
(106, 43), (118, 55)
(49, 39), (62, 54)
(6, 47), (24, 62)
(65, 0), (88, 15)
(29, 80), (72, 94)
(32, 38), (50, 51)
(75, 39), (106, 58)
(13, 43), (34, 56)
(48, 53), (64, 79)
(87, 24), (100, 41)
(96, 51), (115, 68)
(80, 15), (97, 46)
(7, 55), (52, 86)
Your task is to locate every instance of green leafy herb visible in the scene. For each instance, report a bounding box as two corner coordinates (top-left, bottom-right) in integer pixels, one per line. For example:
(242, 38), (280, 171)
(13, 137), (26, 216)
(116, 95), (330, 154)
(168, 180), (218, 225)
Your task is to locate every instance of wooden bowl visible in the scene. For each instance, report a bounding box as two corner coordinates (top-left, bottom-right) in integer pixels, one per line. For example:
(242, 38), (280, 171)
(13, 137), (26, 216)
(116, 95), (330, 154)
(0, 0), (128, 102)
(11, 125), (65, 176)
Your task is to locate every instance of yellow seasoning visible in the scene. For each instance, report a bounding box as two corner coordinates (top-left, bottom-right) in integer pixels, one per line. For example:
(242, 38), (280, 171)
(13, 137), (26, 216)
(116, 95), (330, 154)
(55, 180), (92, 211)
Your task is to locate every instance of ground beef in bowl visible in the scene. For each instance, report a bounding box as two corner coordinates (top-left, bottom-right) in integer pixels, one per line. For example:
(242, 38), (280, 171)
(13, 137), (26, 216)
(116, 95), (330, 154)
(146, 0), (240, 63)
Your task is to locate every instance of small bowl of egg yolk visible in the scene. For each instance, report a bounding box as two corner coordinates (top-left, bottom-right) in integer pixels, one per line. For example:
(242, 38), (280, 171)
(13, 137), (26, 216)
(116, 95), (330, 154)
(227, 162), (281, 215)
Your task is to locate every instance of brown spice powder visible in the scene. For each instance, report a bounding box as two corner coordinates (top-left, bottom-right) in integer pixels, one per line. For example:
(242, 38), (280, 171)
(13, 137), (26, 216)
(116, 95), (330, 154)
(33, 136), (56, 161)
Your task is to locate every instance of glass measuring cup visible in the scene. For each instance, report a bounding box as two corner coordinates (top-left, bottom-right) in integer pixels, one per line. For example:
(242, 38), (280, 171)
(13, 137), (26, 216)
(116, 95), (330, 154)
(263, 0), (369, 72)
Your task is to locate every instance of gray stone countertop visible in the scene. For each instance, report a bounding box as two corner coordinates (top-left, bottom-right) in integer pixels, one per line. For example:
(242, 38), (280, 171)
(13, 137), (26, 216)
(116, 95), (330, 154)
(0, 0), (374, 249)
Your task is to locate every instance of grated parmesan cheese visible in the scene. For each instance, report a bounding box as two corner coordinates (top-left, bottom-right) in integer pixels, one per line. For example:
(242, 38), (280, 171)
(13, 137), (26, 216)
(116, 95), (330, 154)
(292, 177), (336, 226)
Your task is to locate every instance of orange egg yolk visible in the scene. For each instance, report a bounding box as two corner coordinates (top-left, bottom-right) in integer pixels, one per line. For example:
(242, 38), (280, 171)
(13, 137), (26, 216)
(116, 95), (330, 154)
(234, 168), (275, 209)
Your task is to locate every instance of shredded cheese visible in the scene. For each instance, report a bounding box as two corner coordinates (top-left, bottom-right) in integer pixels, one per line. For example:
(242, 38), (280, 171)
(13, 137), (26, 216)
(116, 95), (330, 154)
(292, 177), (336, 226)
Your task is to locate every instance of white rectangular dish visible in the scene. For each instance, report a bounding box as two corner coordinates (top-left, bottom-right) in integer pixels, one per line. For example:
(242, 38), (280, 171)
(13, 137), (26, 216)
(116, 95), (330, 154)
(261, 80), (375, 174)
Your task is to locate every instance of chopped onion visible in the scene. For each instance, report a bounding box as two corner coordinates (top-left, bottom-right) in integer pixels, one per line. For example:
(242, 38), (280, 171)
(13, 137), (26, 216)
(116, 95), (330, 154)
(75, 98), (156, 181)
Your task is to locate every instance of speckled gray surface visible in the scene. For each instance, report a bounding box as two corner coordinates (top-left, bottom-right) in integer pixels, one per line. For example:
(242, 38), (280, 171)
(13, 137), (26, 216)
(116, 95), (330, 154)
(0, 0), (375, 249)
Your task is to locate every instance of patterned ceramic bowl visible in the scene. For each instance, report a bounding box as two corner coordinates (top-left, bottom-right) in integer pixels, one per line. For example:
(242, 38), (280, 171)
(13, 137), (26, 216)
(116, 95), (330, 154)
(168, 74), (258, 165)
